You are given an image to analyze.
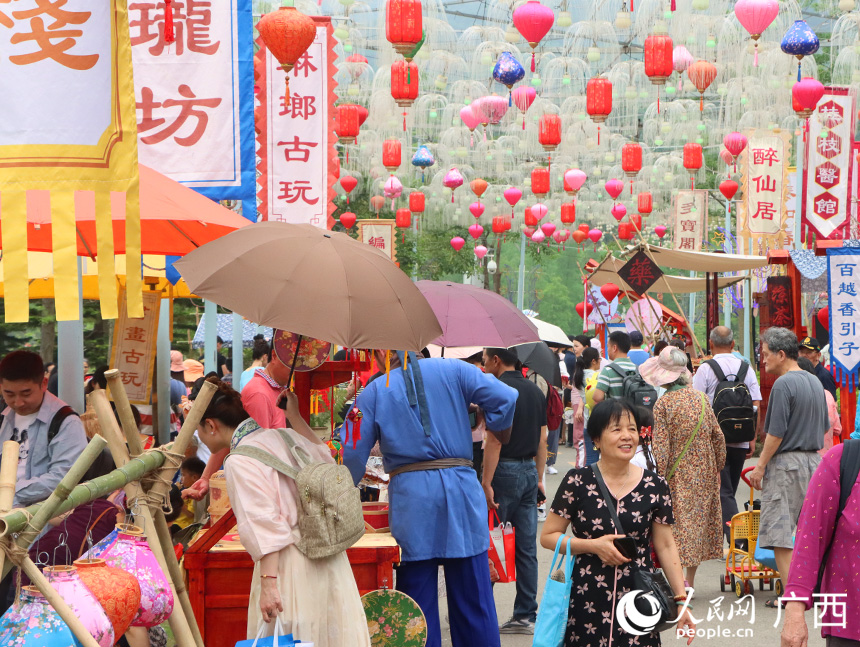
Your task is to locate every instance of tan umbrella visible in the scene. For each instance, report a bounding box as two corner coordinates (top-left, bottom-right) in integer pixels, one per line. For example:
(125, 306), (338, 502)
(173, 222), (443, 351)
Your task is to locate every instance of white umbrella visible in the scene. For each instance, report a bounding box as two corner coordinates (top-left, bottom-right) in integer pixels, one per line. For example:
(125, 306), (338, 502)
(528, 317), (571, 347)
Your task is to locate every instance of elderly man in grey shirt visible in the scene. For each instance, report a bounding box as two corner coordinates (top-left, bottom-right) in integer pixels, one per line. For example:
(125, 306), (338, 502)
(748, 327), (827, 605)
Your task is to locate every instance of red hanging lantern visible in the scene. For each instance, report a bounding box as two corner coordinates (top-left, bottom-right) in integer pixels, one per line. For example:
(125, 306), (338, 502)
(335, 104), (360, 145)
(683, 143), (703, 188)
(355, 105), (369, 127)
(340, 175), (358, 205)
(560, 202), (576, 224)
(637, 192), (652, 215)
(339, 212), (357, 229)
(390, 60), (419, 131)
(385, 0), (423, 60)
(629, 213), (643, 232)
(538, 114), (562, 152)
(257, 6), (317, 101)
(644, 30), (673, 112)
(531, 167), (550, 195)
(586, 77), (612, 144)
(686, 60), (717, 111)
(492, 216), (507, 234)
(524, 207), (539, 227)
(618, 222), (633, 240)
(409, 191), (425, 213)
(382, 139), (402, 174)
(621, 142), (642, 194)
(395, 208), (412, 228)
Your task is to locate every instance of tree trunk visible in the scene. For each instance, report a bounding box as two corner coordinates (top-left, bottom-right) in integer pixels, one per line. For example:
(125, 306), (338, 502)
(493, 237), (503, 294)
(40, 300), (56, 363)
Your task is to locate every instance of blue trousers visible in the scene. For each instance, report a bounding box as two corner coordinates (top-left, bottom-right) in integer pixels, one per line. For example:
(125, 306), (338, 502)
(396, 552), (500, 647)
(584, 427), (600, 466)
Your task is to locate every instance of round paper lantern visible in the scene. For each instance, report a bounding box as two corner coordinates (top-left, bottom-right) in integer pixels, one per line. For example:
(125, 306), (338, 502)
(504, 187), (522, 216)
(638, 192), (653, 214)
(630, 213), (643, 232)
(443, 168), (464, 202)
(411, 145), (435, 180)
(720, 179), (739, 201)
(601, 283), (620, 302)
(572, 230), (588, 245)
(257, 6), (316, 99)
(531, 203), (549, 220)
(673, 45), (694, 79)
(734, 0), (779, 66)
(512, 0), (555, 71)
(383, 175), (403, 203)
(563, 169), (587, 195)
(687, 60), (717, 110)
(382, 139), (402, 173)
(469, 202), (485, 218)
(588, 228), (603, 243)
(541, 222), (556, 236)
(586, 77), (612, 141)
(385, 0), (423, 60)
(781, 20), (820, 81)
(621, 143), (643, 187)
(395, 208), (411, 229)
(370, 195), (385, 214)
(611, 203), (627, 222)
(340, 175), (358, 195)
(512, 86), (537, 129)
(538, 114), (562, 152)
(723, 132), (748, 165)
(492, 52), (525, 92)
(655, 225), (667, 238)
(792, 77), (825, 119)
(618, 222), (633, 240)
(339, 212), (357, 228)
(74, 559), (141, 640)
(0, 587), (81, 647)
(492, 217), (507, 234)
(474, 245), (488, 259)
(531, 229), (546, 243)
(478, 94), (509, 125)
(575, 301), (594, 319)
(334, 104), (360, 145)
(560, 202), (576, 224)
(524, 207), (539, 227)
(605, 178), (624, 200)
(817, 306), (829, 330)
(719, 148), (734, 168)
(470, 178), (489, 198)
(531, 167), (550, 195)
(524, 226), (536, 238)
(578, 223), (590, 234)
(355, 105), (369, 127)
(409, 191), (425, 213)
(644, 31), (674, 86)
(450, 236), (466, 251)
(44, 566), (114, 647)
(468, 223), (484, 239)
(460, 104), (480, 131)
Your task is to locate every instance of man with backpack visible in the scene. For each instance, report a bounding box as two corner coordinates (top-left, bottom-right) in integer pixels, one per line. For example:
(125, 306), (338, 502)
(0, 351), (87, 506)
(692, 327), (762, 542)
(592, 330), (658, 409)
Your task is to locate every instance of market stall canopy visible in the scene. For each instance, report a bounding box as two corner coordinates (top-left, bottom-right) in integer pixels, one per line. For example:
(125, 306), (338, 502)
(527, 316), (571, 347)
(174, 222), (443, 352)
(588, 256), (745, 294)
(620, 244), (769, 273)
(192, 315), (273, 349)
(416, 281), (540, 349)
(0, 165), (252, 256)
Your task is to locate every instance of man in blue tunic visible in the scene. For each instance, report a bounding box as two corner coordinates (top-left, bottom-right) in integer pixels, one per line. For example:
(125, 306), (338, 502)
(344, 350), (518, 647)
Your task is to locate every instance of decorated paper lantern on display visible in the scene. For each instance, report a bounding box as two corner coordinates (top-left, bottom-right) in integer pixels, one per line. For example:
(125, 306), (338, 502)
(524, 226), (536, 238)
(370, 195), (386, 214)
(382, 139), (402, 173)
(492, 216), (507, 234)
(683, 143), (703, 187)
(723, 132), (748, 170)
(538, 114), (562, 154)
(638, 192), (653, 214)
(383, 175), (403, 207)
(44, 566), (114, 647)
(644, 28), (673, 111)
(531, 228), (546, 243)
(588, 228), (603, 244)
(409, 191), (425, 213)
(601, 283), (620, 302)
(734, 0), (779, 66)
(504, 186), (522, 216)
(450, 236), (466, 251)
(385, 0), (423, 60)
(605, 178), (624, 200)
(531, 167), (550, 195)
(672, 45), (694, 91)
(470, 178), (489, 200)
(512, 86), (537, 129)
(720, 179), (739, 201)
(468, 223), (484, 239)
(0, 587), (81, 647)
(443, 167), (464, 202)
(792, 77), (825, 120)
(578, 223), (590, 234)
(563, 169), (587, 196)
(493, 52), (525, 103)
(531, 203), (549, 220)
(411, 145), (435, 180)
(395, 208), (412, 230)
(629, 213), (643, 232)
(541, 222), (556, 237)
(257, 5), (316, 99)
(655, 225), (667, 238)
(586, 77), (612, 142)
(621, 142), (642, 192)
(391, 60), (419, 129)
(572, 230), (588, 245)
(618, 222), (633, 240)
(340, 175), (358, 204)
(817, 307), (829, 330)
(469, 202), (485, 218)
(687, 60), (717, 110)
(781, 20), (820, 81)
(474, 245), (488, 259)
(611, 203), (627, 221)
(524, 207), (539, 227)
(460, 104), (481, 133)
(355, 105), (369, 127)
(339, 212), (357, 229)
(478, 94), (509, 125)
(575, 301), (594, 318)
(334, 104), (360, 146)
(560, 202), (576, 224)
(512, 0), (555, 71)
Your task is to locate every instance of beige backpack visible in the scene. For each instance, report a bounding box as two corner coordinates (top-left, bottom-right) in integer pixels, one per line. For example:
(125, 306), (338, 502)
(229, 429), (364, 559)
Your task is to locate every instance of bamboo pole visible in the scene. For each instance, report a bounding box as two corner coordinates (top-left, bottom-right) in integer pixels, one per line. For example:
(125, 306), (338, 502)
(0, 442), (19, 576)
(105, 369), (145, 456)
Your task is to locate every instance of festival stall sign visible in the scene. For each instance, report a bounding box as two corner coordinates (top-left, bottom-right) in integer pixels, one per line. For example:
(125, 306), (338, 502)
(802, 87), (856, 244)
(109, 288), (161, 404)
(738, 130), (792, 251)
(0, 0), (142, 322)
(130, 0), (256, 218)
(767, 276), (794, 329)
(358, 219), (397, 262)
(256, 17), (337, 228)
(617, 251), (664, 296)
(672, 190), (708, 252)
(826, 247), (860, 389)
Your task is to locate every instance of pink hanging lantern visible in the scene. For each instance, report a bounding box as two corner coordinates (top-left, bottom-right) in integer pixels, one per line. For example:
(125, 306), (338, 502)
(719, 148), (734, 168)
(723, 132), (748, 171)
(672, 45), (694, 91)
(469, 202), (485, 218)
(504, 186), (522, 216)
(531, 203), (549, 220)
(611, 203), (627, 221)
(478, 94), (509, 125)
(512, 86), (537, 129)
(734, 0), (779, 66)
(468, 223), (484, 239)
(460, 105), (481, 131)
(564, 168), (587, 195)
(384, 175), (403, 209)
(474, 245), (488, 258)
(588, 228), (603, 249)
(655, 225), (667, 238)
(605, 178), (624, 200)
(792, 77), (825, 120)
(450, 236), (466, 250)
(541, 222), (556, 236)
(512, 0), (555, 72)
(443, 167), (464, 202)
(44, 566), (114, 647)
(531, 228), (546, 243)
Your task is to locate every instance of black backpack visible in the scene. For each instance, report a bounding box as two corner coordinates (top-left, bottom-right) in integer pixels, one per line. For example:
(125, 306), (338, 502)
(607, 362), (658, 410)
(705, 359), (756, 444)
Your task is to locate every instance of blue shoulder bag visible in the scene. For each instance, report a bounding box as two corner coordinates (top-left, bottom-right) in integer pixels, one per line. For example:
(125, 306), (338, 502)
(533, 536), (575, 647)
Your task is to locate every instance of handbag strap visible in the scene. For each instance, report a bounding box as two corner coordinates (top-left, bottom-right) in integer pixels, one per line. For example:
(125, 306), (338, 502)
(591, 464), (626, 535)
(665, 392), (707, 481)
(549, 535), (575, 578)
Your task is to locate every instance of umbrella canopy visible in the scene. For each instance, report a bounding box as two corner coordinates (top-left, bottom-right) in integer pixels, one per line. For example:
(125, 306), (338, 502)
(416, 281), (540, 348)
(191, 315), (273, 349)
(528, 316), (571, 347)
(174, 222), (443, 351)
(513, 342), (562, 389)
(0, 165), (252, 256)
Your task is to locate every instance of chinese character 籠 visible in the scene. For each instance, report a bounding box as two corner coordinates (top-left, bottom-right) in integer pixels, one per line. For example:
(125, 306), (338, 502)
(680, 219), (696, 233)
(837, 282), (857, 297)
(279, 93), (316, 120)
(125, 326), (147, 343)
(137, 85), (222, 146)
(277, 180), (319, 205)
(7, 0), (99, 70)
(129, 0), (220, 56)
(752, 201), (778, 220)
(752, 147), (780, 166)
(679, 237), (695, 250)
(276, 136), (318, 163)
(122, 349), (145, 365)
(752, 175), (777, 193)
(836, 263), (856, 277)
(367, 236), (386, 249)
(292, 50), (317, 78)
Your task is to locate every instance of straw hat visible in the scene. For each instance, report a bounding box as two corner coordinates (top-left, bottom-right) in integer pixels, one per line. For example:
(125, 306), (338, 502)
(639, 346), (691, 388)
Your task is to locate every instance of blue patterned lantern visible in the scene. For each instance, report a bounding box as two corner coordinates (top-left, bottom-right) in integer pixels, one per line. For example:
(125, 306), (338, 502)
(781, 20), (820, 80)
(0, 587), (82, 647)
(411, 145), (435, 182)
(493, 52), (526, 105)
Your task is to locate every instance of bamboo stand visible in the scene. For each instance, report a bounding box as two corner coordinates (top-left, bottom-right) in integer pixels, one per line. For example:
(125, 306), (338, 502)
(0, 442), (19, 576)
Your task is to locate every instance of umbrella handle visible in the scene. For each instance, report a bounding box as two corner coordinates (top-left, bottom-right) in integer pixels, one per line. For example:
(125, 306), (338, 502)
(287, 334), (304, 391)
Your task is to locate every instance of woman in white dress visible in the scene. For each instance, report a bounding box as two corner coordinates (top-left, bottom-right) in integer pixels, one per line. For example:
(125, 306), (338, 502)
(196, 378), (371, 647)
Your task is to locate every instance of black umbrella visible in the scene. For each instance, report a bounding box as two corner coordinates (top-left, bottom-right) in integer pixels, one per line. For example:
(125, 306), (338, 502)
(513, 342), (562, 389)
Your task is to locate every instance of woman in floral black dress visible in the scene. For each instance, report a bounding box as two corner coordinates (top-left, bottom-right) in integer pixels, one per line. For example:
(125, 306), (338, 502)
(541, 400), (696, 647)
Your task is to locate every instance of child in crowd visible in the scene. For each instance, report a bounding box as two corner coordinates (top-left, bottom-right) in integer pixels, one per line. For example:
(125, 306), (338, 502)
(177, 457), (206, 526)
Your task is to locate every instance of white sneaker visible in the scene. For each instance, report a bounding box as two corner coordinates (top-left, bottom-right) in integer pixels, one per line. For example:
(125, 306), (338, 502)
(537, 504), (547, 522)
(546, 466), (558, 475)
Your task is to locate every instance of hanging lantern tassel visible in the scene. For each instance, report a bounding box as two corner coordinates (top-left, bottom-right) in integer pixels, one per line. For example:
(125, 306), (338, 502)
(796, 60), (802, 82)
(522, 114), (526, 130)
(699, 93), (704, 112)
(164, 0), (175, 43)
(657, 86), (661, 114)
(754, 41), (759, 67)
(531, 50), (536, 72)
(630, 0), (634, 11)
(671, 0), (676, 10)
(509, 91), (513, 107)
(597, 125), (601, 146)
(451, 190), (455, 203)
(402, 110), (407, 132)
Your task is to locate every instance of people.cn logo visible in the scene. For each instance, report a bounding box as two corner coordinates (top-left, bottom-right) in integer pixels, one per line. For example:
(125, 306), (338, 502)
(616, 589), (664, 635)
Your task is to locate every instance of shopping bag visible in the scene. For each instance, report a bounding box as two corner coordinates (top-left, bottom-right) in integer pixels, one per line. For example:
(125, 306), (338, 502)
(488, 510), (516, 583)
(235, 619), (311, 647)
(533, 536), (575, 647)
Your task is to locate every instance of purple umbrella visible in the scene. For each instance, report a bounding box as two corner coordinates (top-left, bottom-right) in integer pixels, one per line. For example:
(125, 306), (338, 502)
(416, 281), (541, 349)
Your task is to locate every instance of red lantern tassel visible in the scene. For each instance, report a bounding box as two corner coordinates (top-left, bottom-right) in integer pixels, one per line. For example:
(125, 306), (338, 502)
(657, 86), (661, 114)
(522, 115), (526, 130)
(597, 125), (601, 145)
(403, 110), (407, 132)
(164, 0), (175, 44)
(754, 43), (759, 67)
(631, 0), (634, 10)
(671, 0), (676, 9)
(531, 52), (536, 72)
(699, 94), (704, 111)
(451, 191), (454, 203)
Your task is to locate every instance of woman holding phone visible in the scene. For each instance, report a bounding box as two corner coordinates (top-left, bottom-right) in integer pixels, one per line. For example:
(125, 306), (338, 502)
(540, 399), (696, 647)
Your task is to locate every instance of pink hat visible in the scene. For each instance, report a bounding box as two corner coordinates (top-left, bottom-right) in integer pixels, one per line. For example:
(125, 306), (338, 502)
(639, 346), (691, 387)
(170, 350), (184, 373)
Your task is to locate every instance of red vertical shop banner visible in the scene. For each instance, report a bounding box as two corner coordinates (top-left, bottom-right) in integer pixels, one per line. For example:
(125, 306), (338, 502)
(256, 17), (338, 228)
(802, 87), (856, 244)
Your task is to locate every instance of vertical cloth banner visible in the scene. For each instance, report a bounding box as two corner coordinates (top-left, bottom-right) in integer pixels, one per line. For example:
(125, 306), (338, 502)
(803, 87), (857, 244)
(109, 288), (161, 404)
(130, 0), (256, 219)
(766, 276), (794, 329)
(256, 17), (337, 228)
(826, 248), (860, 390)
(0, 0), (141, 322)
(358, 219), (397, 262)
(739, 130), (792, 252)
(672, 190), (708, 251)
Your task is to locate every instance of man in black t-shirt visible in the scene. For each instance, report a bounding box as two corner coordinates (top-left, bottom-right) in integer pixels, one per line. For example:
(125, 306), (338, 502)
(481, 347), (547, 636)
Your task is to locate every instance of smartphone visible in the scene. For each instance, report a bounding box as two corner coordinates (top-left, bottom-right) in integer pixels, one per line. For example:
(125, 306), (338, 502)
(537, 489), (546, 505)
(468, 410), (478, 428)
(613, 537), (637, 560)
